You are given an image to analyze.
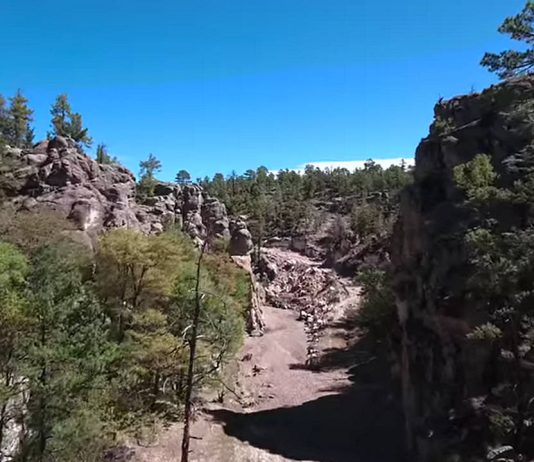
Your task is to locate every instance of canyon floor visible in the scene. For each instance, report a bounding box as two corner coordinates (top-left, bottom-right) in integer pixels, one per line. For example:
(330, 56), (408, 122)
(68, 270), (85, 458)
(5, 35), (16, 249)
(134, 249), (406, 462)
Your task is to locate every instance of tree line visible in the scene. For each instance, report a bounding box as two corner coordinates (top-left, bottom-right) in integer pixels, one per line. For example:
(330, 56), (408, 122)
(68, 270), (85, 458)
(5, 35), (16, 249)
(198, 162), (412, 249)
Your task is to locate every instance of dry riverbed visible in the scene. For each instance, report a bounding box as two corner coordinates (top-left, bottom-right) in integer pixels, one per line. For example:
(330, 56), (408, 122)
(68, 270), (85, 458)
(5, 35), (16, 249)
(134, 249), (405, 462)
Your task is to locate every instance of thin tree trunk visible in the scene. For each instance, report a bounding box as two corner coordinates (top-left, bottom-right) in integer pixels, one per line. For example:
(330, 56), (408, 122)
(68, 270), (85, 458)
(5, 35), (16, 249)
(181, 242), (206, 462)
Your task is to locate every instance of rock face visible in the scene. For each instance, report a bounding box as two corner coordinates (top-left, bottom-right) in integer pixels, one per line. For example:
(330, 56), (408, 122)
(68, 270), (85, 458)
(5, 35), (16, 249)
(231, 255), (265, 336)
(1, 138), (253, 254)
(392, 76), (534, 460)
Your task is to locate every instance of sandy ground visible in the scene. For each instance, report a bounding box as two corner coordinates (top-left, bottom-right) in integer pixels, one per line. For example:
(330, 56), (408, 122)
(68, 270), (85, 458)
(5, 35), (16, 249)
(133, 250), (405, 462)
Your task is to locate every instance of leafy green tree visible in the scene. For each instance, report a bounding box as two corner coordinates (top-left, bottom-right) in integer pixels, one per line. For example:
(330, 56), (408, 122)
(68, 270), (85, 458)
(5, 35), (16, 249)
(95, 229), (184, 343)
(6, 90), (33, 148)
(175, 170), (191, 185)
(49, 94), (93, 147)
(481, 1), (534, 79)
(356, 268), (396, 342)
(138, 153), (162, 197)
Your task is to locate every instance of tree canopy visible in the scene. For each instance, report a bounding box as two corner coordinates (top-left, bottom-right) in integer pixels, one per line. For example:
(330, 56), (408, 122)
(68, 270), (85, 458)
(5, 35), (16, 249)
(482, 1), (534, 78)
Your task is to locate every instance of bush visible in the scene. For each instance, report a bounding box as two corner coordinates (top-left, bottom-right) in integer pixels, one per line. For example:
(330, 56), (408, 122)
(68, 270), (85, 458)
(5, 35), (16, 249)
(356, 269), (397, 341)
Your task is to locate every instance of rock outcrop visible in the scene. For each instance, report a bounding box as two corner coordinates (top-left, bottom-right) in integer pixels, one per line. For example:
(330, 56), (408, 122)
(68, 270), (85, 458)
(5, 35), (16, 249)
(392, 76), (534, 460)
(1, 138), (253, 255)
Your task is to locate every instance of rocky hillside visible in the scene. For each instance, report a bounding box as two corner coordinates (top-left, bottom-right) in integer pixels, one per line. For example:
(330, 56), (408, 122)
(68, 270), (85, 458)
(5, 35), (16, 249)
(0, 136), (253, 255)
(392, 75), (534, 460)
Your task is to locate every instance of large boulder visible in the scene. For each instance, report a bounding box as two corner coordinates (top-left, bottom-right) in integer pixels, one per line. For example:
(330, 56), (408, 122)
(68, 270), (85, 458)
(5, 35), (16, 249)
(229, 218), (253, 256)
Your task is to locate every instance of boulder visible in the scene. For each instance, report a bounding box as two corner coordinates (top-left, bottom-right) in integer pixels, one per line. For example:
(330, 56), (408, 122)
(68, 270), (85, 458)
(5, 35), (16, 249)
(229, 218), (253, 255)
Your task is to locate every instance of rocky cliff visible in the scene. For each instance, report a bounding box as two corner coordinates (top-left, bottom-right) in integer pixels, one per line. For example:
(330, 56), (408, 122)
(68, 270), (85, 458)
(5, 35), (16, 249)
(0, 136), (253, 255)
(392, 75), (534, 460)
(0, 137), (264, 338)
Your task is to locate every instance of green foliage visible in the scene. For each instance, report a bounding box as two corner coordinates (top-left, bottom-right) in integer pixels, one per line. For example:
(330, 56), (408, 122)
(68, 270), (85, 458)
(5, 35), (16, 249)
(453, 154), (502, 202)
(432, 115), (456, 136)
(175, 169), (191, 184)
(0, 151), (26, 201)
(138, 153), (162, 198)
(0, 222), (250, 459)
(169, 250), (245, 391)
(454, 102), (534, 454)
(49, 94), (92, 147)
(95, 229), (185, 341)
(0, 90), (34, 148)
(356, 269), (397, 341)
(95, 143), (117, 164)
(201, 163), (411, 244)
(0, 242), (29, 451)
(0, 95), (9, 149)
(350, 202), (388, 241)
(0, 209), (76, 255)
(481, 1), (534, 79)
(467, 322), (503, 341)
(22, 242), (114, 461)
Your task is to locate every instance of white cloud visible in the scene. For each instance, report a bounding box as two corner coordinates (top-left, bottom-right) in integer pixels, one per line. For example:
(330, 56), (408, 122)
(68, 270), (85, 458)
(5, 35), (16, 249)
(273, 157), (414, 174)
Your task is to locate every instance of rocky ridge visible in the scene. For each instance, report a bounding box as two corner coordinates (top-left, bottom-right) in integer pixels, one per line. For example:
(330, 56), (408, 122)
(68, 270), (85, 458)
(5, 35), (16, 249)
(1, 137), (253, 255)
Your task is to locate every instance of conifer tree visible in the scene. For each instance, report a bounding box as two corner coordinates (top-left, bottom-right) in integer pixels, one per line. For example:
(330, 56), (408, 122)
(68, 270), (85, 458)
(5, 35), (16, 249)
(175, 169), (191, 185)
(482, 1), (534, 78)
(138, 153), (162, 197)
(7, 90), (33, 148)
(23, 242), (112, 461)
(0, 95), (9, 150)
(95, 143), (116, 164)
(49, 94), (92, 147)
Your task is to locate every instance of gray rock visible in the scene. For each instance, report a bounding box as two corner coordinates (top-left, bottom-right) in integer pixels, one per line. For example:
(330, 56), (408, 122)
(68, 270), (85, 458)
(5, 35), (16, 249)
(1, 140), (253, 253)
(47, 136), (69, 151)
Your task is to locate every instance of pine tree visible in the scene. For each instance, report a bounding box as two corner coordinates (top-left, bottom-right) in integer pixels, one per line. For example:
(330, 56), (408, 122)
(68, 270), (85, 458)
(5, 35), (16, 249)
(95, 143), (116, 164)
(22, 242), (113, 461)
(138, 153), (162, 197)
(49, 94), (93, 147)
(481, 1), (534, 79)
(7, 90), (33, 148)
(0, 95), (9, 150)
(175, 169), (191, 185)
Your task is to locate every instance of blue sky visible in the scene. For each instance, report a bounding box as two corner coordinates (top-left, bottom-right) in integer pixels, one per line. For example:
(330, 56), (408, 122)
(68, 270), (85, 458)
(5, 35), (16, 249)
(0, 0), (525, 181)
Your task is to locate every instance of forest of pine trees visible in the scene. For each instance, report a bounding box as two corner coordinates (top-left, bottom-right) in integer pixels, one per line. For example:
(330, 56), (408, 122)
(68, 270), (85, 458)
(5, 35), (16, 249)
(199, 161), (412, 247)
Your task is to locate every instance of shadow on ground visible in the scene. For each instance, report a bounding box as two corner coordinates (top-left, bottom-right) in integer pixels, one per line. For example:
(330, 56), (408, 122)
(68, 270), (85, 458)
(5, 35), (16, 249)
(209, 322), (408, 462)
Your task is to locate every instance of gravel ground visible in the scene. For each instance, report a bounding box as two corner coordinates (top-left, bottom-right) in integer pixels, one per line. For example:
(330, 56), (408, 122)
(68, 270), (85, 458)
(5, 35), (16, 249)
(133, 250), (405, 462)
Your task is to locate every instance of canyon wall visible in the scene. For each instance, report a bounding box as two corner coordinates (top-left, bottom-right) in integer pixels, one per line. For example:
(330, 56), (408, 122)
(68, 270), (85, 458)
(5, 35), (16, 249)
(392, 76), (534, 460)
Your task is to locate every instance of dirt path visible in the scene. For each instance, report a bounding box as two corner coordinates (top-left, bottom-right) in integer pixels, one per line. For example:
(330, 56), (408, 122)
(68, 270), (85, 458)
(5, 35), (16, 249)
(134, 249), (405, 462)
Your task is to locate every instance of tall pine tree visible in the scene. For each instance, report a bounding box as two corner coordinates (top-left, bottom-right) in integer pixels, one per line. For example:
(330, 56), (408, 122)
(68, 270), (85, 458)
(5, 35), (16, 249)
(6, 90), (33, 148)
(49, 94), (92, 147)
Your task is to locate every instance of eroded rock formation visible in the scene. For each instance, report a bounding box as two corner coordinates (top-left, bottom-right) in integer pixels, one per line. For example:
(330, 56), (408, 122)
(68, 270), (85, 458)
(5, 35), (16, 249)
(1, 137), (253, 256)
